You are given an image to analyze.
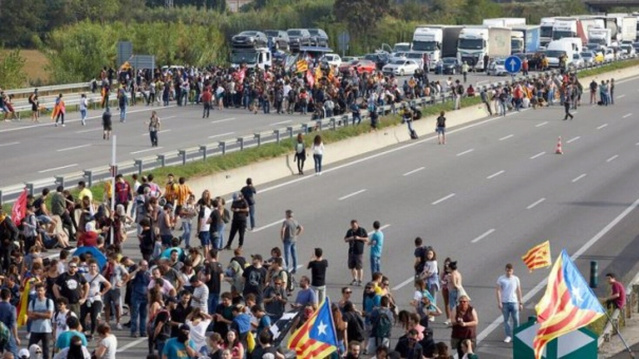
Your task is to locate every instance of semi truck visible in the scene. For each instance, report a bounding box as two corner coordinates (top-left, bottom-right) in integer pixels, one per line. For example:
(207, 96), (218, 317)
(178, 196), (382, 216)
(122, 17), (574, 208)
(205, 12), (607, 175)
(511, 25), (541, 54)
(540, 17), (556, 48)
(552, 17), (587, 45)
(457, 26), (511, 71)
(588, 27), (612, 48)
(482, 18), (526, 28)
(411, 25), (463, 68)
(621, 15), (638, 42)
(230, 47), (272, 69)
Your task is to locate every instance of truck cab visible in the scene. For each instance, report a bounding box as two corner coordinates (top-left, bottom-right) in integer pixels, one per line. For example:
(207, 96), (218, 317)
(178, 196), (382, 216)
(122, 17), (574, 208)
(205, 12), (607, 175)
(412, 27), (443, 68)
(457, 27), (488, 69)
(545, 40), (574, 68)
(230, 47), (272, 69)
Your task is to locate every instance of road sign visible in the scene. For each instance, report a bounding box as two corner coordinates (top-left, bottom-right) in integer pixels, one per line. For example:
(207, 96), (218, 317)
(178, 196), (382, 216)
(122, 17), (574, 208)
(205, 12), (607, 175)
(505, 55), (522, 74)
(337, 31), (350, 57)
(117, 41), (133, 67)
(513, 317), (598, 359)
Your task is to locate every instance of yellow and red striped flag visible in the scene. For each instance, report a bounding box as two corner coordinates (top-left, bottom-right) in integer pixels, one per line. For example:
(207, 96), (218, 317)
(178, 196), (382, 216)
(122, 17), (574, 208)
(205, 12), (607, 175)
(522, 240), (552, 272)
(296, 59), (308, 73)
(288, 298), (338, 358)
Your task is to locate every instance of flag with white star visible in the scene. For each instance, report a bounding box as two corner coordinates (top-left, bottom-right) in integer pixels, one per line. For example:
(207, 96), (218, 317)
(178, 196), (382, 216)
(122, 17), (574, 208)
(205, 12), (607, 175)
(288, 297), (339, 358)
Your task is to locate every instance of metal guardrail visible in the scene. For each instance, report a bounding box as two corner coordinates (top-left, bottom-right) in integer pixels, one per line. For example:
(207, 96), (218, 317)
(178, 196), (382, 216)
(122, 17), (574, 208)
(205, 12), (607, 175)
(0, 56), (633, 205)
(4, 82), (92, 99)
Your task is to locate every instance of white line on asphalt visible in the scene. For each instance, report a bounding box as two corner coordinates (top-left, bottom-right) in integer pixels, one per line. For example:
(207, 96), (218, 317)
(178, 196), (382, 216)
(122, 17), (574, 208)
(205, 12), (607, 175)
(0, 141), (20, 147)
(499, 134), (514, 141)
(38, 163), (78, 173)
(597, 123), (608, 130)
(252, 219), (283, 233)
(566, 136), (580, 144)
(270, 120), (292, 126)
(141, 129), (171, 136)
(535, 121), (548, 127)
(208, 132), (236, 139)
(572, 174), (587, 183)
(57, 144), (91, 152)
(392, 277), (415, 291)
(75, 127), (102, 133)
(471, 228), (495, 243)
(368, 224), (391, 236)
(486, 170), (505, 179)
(456, 149), (474, 157)
(339, 189), (367, 201)
(117, 337), (146, 352)
(607, 154), (619, 163)
(130, 147), (164, 155)
(530, 151), (545, 159)
(212, 117), (236, 124)
(618, 94), (626, 99)
(432, 193), (455, 205)
(623, 113), (633, 118)
(477, 196), (639, 343)
(403, 167), (425, 176)
(526, 197), (546, 210)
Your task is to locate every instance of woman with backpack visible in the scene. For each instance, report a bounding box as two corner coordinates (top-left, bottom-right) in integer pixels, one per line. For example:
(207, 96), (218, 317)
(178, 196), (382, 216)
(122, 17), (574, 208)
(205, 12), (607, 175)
(294, 133), (306, 175)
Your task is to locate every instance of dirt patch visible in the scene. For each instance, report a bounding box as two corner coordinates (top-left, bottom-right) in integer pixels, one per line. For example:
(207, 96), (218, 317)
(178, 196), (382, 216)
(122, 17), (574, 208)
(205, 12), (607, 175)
(0, 49), (51, 86)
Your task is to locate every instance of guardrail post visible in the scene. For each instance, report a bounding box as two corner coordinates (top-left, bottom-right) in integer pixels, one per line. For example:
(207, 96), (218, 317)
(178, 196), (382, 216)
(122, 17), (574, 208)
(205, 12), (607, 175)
(341, 115), (349, 127)
(254, 133), (261, 147)
(273, 130), (281, 144)
(286, 126), (293, 139)
(178, 150), (187, 165)
(26, 183), (34, 196)
(83, 171), (93, 188)
(301, 124), (308, 134)
(330, 118), (336, 130)
(219, 142), (226, 155)
(317, 121), (323, 131)
(237, 138), (244, 151)
(157, 154), (166, 167)
(134, 159), (143, 176)
(199, 146), (208, 161)
(55, 176), (65, 188)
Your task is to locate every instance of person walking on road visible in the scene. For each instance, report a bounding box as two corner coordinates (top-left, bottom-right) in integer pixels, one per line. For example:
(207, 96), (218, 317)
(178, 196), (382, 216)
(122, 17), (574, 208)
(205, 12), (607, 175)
(240, 178), (257, 231)
(147, 111), (161, 147)
(29, 88), (40, 123)
(602, 273), (626, 310)
(562, 92), (574, 121)
(80, 94), (88, 126)
(53, 93), (66, 127)
(223, 193), (249, 250)
(311, 134), (325, 176)
(281, 209), (303, 273)
(451, 294), (478, 358)
(202, 88), (212, 118)
(368, 220), (384, 276)
(308, 247), (328, 304)
(102, 108), (112, 140)
(496, 263), (522, 343)
(294, 133), (306, 175)
(436, 111), (447, 145)
(461, 61), (469, 83)
(118, 86), (128, 123)
(344, 220), (368, 286)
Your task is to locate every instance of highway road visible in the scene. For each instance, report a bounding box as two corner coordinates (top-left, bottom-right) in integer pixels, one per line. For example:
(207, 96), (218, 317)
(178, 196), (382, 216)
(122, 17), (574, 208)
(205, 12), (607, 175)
(0, 72), (506, 188)
(15, 73), (639, 358)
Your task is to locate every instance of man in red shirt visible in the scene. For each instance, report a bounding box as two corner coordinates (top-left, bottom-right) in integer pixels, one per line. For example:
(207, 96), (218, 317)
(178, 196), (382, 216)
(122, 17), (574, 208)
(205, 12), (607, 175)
(201, 88), (213, 118)
(604, 273), (626, 310)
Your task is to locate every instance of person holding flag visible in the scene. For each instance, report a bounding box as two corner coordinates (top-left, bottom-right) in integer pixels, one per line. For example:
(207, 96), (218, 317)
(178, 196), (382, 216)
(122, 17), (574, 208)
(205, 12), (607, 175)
(288, 298), (339, 359)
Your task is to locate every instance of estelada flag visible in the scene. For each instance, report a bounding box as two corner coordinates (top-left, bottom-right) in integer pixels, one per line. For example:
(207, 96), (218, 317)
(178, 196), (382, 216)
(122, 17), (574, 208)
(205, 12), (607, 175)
(533, 249), (604, 359)
(522, 240), (551, 272)
(296, 59), (308, 73)
(11, 188), (28, 226)
(306, 70), (315, 88)
(288, 298), (338, 358)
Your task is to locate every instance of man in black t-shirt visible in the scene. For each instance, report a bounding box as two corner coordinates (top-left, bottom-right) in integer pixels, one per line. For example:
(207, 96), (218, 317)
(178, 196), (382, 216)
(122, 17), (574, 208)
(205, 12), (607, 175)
(344, 220), (368, 287)
(203, 249), (224, 313)
(224, 193), (249, 250)
(242, 255), (267, 305)
(53, 262), (89, 318)
(307, 248), (328, 304)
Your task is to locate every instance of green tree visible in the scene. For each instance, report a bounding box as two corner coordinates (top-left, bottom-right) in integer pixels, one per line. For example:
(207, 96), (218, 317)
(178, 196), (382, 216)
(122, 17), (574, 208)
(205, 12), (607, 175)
(334, 0), (391, 48)
(0, 0), (47, 47)
(0, 49), (28, 88)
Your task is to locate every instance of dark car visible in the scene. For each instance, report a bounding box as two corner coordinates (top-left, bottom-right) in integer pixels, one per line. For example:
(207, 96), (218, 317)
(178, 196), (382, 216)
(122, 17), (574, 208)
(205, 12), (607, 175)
(439, 57), (460, 75)
(364, 52), (391, 70)
(264, 30), (290, 51)
(287, 29), (312, 51)
(308, 28), (329, 47)
(232, 31), (268, 48)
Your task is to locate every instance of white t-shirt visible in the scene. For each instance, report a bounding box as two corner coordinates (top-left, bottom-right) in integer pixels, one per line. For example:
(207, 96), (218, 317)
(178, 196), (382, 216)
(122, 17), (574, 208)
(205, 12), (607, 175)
(191, 285), (209, 314)
(84, 273), (109, 302)
(54, 309), (77, 340)
(98, 335), (117, 359)
(199, 206), (212, 232)
(187, 319), (212, 352)
(497, 274), (521, 304)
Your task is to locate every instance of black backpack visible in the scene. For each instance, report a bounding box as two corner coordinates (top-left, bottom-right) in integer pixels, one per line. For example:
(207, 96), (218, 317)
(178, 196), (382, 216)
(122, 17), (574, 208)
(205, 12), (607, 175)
(346, 312), (367, 342)
(373, 309), (393, 339)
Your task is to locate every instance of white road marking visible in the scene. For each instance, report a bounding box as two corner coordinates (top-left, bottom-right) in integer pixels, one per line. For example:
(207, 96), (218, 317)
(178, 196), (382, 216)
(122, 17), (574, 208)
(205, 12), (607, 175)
(456, 149), (474, 157)
(270, 120), (292, 126)
(392, 277), (415, 291)
(432, 193), (455, 205)
(530, 151), (545, 159)
(130, 147), (164, 155)
(535, 121), (548, 127)
(617, 94), (626, 99)
(0, 141), (19, 147)
(566, 136), (580, 144)
(486, 170), (505, 179)
(597, 123), (608, 130)
(38, 163), (78, 173)
(368, 224), (391, 236)
(477, 196), (639, 343)
(403, 167), (425, 176)
(75, 127), (102, 133)
(572, 174), (587, 183)
(623, 113), (633, 118)
(471, 228), (495, 244)
(607, 154), (619, 163)
(212, 117), (236, 124)
(141, 129), (171, 136)
(338, 189), (367, 201)
(526, 197), (546, 210)
(252, 219), (284, 233)
(499, 134), (514, 141)
(208, 132), (236, 139)
(57, 144), (91, 152)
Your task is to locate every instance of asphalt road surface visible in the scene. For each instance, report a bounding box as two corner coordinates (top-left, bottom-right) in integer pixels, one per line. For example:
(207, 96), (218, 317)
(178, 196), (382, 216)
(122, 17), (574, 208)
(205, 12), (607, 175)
(13, 74), (639, 358)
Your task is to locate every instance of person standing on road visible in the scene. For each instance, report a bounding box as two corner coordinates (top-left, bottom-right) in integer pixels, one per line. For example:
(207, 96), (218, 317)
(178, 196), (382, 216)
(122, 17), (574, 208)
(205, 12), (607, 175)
(29, 88), (40, 123)
(240, 178), (257, 231)
(461, 62), (469, 83)
(281, 210), (303, 273)
(147, 111), (161, 147)
(308, 248), (328, 304)
(496, 263), (522, 344)
(450, 294), (478, 358)
(294, 133), (306, 175)
(0, 288), (20, 358)
(53, 94), (66, 127)
(344, 220), (368, 286)
(563, 89), (574, 121)
(118, 85), (128, 123)
(80, 94), (88, 126)
(202, 87), (212, 118)
(436, 111), (446, 145)
(312, 134), (325, 176)
(102, 108), (112, 140)
(223, 193), (249, 250)
(480, 87), (492, 115)
(446, 261), (463, 325)
(53, 262), (89, 319)
(603, 273), (626, 310)
(368, 221), (384, 276)
(589, 80), (598, 105)
(609, 78), (615, 105)
(28, 283), (54, 359)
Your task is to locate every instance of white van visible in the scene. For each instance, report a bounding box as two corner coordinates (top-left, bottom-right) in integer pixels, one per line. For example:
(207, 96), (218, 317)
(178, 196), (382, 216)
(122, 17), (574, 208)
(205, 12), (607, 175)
(545, 40), (574, 68)
(557, 37), (583, 53)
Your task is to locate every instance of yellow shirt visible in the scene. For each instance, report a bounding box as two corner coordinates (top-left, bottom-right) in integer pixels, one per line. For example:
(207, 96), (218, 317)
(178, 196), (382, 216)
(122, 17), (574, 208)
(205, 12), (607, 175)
(78, 188), (93, 202)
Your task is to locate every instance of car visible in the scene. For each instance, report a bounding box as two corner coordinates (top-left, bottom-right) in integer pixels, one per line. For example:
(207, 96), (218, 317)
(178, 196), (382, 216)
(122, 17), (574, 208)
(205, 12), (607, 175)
(339, 59), (376, 74)
(570, 52), (584, 68)
(321, 53), (342, 67)
(264, 30), (290, 51)
(287, 29), (312, 50)
(390, 52), (408, 62)
(440, 57), (461, 75)
(580, 51), (596, 66)
(620, 44), (636, 57)
(364, 52), (391, 70)
(231, 31), (268, 48)
(603, 47), (615, 62)
(404, 52), (425, 68)
(341, 56), (359, 63)
(487, 58), (507, 76)
(633, 42), (639, 52)
(308, 28), (329, 47)
(382, 59), (420, 76)
(586, 43), (603, 52)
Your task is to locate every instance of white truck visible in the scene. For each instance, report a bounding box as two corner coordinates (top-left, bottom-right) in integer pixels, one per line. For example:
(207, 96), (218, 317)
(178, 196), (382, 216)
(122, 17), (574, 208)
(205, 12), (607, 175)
(545, 40), (575, 68)
(457, 26), (511, 71)
(482, 18), (526, 28)
(540, 17), (556, 49)
(230, 47), (272, 69)
(511, 25), (541, 54)
(621, 15), (638, 43)
(587, 27), (612, 49)
(552, 17), (587, 45)
(412, 25), (463, 68)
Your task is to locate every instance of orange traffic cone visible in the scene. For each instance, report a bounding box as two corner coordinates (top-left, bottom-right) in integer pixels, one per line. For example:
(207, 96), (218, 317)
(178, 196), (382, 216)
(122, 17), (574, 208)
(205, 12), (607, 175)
(555, 136), (563, 155)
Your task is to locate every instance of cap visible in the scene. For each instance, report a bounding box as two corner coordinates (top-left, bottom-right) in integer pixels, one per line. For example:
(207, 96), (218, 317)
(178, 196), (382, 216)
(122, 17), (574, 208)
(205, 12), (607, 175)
(251, 254), (263, 261)
(166, 296), (178, 304)
(19, 348), (29, 358)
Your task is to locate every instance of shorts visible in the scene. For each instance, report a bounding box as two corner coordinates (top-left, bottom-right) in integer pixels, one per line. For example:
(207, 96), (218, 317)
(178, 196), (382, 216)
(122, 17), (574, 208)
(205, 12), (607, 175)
(348, 253), (363, 270)
(436, 126), (446, 134)
(103, 121), (112, 131)
(103, 287), (121, 305)
(161, 234), (173, 247)
(199, 231), (211, 246)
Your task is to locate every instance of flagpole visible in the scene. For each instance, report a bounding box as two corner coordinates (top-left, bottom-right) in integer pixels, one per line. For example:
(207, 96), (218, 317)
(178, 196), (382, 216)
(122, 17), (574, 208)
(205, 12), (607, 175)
(604, 310), (635, 358)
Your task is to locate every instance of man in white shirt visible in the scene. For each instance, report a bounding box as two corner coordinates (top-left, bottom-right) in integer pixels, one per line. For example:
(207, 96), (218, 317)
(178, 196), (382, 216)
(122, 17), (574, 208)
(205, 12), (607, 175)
(190, 276), (209, 314)
(496, 263), (523, 343)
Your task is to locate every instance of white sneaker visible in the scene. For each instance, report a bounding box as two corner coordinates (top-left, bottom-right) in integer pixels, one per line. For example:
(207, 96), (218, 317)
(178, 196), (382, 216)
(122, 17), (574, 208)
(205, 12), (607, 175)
(116, 323), (123, 330)
(504, 336), (512, 343)
(443, 320), (451, 326)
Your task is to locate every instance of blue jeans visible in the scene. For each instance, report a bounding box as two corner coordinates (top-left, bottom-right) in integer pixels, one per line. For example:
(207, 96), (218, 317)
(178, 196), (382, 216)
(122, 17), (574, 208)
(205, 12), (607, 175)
(80, 109), (87, 124)
(501, 302), (520, 337)
(130, 293), (148, 335)
(248, 204), (255, 230)
(181, 220), (192, 247)
(370, 256), (381, 275)
(120, 104), (127, 122)
(263, 100), (270, 114)
(283, 239), (298, 272)
(217, 223), (226, 249)
(207, 292), (220, 316)
(6, 334), (19, 358)
(313, 154), (323, 173)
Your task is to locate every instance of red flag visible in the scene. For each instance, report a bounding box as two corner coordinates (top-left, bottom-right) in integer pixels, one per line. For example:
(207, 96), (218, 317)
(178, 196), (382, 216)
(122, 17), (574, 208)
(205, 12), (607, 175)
(12, 188), (27, 226)
(306, 70), (315, 88)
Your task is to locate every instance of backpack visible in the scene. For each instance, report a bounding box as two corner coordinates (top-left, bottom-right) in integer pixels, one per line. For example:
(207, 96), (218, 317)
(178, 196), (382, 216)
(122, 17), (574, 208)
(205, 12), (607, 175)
(346, 312), (367, 342)
(373, 309), (393, 339)
(456, 85), (464, 95)
(0, 321), (9, 349)
(150, 309), (171, 341)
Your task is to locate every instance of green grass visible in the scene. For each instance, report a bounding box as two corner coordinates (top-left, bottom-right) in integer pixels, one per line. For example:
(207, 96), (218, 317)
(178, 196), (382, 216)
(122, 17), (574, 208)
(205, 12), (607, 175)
(578, 58), (639, 79)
